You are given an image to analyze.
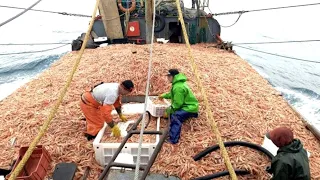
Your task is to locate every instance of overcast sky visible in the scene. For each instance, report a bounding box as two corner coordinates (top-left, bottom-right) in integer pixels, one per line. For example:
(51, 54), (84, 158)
(1, 0), (319, 17)
(1, 0), (319, 40)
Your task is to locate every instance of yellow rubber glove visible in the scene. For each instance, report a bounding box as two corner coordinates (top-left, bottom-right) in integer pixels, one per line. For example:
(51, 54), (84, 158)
(111, 125), (121, 137)
(119, 114), (128, 122)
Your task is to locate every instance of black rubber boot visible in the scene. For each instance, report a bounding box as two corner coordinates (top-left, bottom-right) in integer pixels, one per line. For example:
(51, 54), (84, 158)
(85, 133), (96, 141)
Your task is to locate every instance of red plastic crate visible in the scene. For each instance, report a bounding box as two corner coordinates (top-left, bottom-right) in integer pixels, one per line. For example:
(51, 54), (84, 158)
(6, 145), (51, 180)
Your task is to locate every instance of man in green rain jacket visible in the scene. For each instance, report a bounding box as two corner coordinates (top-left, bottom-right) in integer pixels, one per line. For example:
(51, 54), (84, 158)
(160, 69), (199, 144)
(266, 126), (310, 180)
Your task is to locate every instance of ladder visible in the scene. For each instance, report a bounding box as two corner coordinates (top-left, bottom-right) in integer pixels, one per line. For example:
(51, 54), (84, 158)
(98, 114), (169, 180)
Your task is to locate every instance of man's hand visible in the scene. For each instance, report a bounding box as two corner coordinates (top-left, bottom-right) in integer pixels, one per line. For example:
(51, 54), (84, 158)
(119, 114), (128, 122)
(111, 125), (121, 137)
(158, 95), (163, 100)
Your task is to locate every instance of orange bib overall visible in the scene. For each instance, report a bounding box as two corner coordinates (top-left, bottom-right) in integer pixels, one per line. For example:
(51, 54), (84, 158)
(80, 91), (121, 136)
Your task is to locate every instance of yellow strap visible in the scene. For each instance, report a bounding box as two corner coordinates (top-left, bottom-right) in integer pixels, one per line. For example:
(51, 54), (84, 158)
(174, 0), (238, 179)
(8, 0), (101, 179)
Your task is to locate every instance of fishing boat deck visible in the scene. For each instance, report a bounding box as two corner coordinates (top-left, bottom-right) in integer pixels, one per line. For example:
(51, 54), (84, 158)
(0, 44), (319, 179)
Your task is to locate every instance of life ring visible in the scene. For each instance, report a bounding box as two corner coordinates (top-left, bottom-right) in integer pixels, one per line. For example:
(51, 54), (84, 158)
(118, 0), (136, 12)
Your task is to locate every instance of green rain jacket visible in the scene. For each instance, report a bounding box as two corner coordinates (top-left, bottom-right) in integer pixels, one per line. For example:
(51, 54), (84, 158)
(271, 139), (311, 180)
(160, 73), (199, 114)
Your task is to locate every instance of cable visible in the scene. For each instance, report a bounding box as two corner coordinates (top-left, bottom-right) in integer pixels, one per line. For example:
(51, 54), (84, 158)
(207, 7), (242, 28)
(234, 45), (320, 64)
(0, 5), (126, 19)
(213, 2), (320, 16)
(0, 44), (69, 56)
(0, 0), (42, 27)
(233, 39), (320, 45)
(0, 42), (70, 46)
(0, 5), (91, 18)
(249, 2), (320, 13)
(7, 0), (100, 179)
(220, 13), (242, 28)
(134, 0), (156, 178)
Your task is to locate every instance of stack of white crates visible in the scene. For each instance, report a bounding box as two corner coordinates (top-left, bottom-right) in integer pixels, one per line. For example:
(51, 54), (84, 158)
(146, 96), (171, 117)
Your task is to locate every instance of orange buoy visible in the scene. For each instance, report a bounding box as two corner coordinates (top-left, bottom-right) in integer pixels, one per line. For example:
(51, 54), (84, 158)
(118, 0), (136, 12)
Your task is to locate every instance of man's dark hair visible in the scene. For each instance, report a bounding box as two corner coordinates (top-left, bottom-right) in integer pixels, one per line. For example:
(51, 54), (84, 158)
(167, 69), (179, 76)
(121, 80), (134, 92)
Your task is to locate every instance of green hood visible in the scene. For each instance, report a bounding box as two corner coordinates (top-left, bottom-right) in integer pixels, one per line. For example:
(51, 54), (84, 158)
(161, 73), (199, 113)
(172, 73), (187, 84)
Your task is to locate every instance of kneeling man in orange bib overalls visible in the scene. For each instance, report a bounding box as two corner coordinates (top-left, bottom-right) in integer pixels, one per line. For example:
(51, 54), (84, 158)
(80, 80), (134, 140)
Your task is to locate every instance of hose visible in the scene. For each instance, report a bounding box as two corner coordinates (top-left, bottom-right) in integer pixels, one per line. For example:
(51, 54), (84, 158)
(192, 169), (250, 180)
(192, 141), (274, 179)
(193, 141), (274, 161)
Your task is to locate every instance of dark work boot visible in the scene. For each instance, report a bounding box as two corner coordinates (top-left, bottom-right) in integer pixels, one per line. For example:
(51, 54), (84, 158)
(84, 133), (96, 141)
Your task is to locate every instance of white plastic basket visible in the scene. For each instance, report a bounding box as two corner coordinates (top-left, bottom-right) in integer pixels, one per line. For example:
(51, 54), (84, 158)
(93, 117), (161, 168)
(146, 96), (171, 117)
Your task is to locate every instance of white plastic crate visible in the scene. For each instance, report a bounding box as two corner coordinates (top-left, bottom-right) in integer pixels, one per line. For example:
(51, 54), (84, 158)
(261, 135), (311, 158)
(146, 96), (171, 117)
(93, 116), (161, 169)
(110, 103), (145, 115)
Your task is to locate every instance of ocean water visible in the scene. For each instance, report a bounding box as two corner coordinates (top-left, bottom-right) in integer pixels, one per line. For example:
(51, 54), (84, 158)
(211, 0), (320, 129)
(0, 0), (319, 129)
(0, 0), (95, 100)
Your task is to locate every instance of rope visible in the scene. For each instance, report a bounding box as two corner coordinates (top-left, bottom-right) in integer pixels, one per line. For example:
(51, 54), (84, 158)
(175, 0), (238, 179)
(102, 13), (126, 21)
(0, 0), (42, 27)
(7, 0), (101, 179)
(0, 44), (69, 56)
(0, 42), (70, 45)
(124, 10), (130, 36)
(212, 2), (320, 16)
(233, 39), (320, 45)
(234, 45), (320, 64)
(0, 5), (91, 18)
(203, 15), (214, 37)
(134, 0), (156, 179)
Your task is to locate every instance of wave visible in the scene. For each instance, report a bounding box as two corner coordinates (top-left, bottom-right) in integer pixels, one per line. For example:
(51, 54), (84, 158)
(0, 54), (62, 74)
(275, 87), (320, 124)
(290, 87), (320, 100)
(252, 54), (267, 60)
(307, 72), (320, 78)
(252, 64), (265, 71)
(261, 35), (275, 40)
(0, 54), (64, 84)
